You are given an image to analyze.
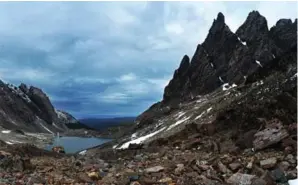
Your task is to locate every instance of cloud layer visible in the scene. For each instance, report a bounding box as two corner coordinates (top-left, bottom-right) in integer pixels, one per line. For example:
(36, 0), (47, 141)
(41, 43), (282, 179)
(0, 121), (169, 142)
(0, 1), (296, 118)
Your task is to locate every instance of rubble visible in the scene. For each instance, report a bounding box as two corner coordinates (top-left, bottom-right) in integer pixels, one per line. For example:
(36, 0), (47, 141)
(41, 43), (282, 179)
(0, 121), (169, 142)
(260, 157), (278, 169)
(253, 123), (289, 151)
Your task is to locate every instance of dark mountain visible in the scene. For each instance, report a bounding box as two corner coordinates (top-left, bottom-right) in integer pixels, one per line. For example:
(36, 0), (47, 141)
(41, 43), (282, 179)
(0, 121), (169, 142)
(162, 11), (296, 104)
(101, 11), (297, 153)
(79, 117), (135, 131)
(0, 81), (79, 133)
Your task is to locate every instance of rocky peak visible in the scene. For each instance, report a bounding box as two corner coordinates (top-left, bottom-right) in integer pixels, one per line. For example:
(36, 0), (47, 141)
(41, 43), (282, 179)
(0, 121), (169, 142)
(174, 55), (190, 77)
(159, 11), (297, 105)
(28, 86), (58, 125)
(269, 18), (297, 51)
(19, 83), (29, 94)
(163, 55), (191, 103)
(209, 12), (226, 34)
(276, 19), (293, 27)
(236, 10), (268, 43)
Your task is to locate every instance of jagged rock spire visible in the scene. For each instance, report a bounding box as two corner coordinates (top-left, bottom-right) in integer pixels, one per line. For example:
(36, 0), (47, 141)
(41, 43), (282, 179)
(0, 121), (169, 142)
(236, 10), (268, 43)
(161, 11), (297, 104)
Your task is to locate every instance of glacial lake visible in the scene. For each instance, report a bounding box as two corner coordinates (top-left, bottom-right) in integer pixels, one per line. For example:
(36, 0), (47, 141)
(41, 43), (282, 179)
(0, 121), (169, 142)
(45, 136), (112, 153)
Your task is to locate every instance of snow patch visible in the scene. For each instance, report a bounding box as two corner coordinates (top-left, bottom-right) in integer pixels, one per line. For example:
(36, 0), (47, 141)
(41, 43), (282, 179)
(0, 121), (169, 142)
(36, 117), (54, 134)
(5, 141), (13, 145)
(272, 54), (276, 59)
(176, 112), (186, 119)
(255, 80), (264, 86)
(207, 107), (212, 113)
(289, 179), (298, 185)
(219, 76), (224, 83)
(237, 37), (247, 46)
(210, 62), (214, 68)
(167, 116), (191, 131)
(255, 60), (263, 67)
(52, 122), (62, 130)
(1, 130), (11, 134)
(9, 140), (23, 144)
(222, 83), (237, 91)
(203, 49), (209, 56)
(291, 73), (297, 80)
(79, 150), (87, 155)
(131, 133), (137, 139)
(118, 127), (166, 149)
(55, 110), (67, 120)
(195, 111), (205, 120)
(7, 84), (31, 103)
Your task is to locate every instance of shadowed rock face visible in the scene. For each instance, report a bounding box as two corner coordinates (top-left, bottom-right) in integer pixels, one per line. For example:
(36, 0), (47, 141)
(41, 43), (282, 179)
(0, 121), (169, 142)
(0, 82), (76, 133)
(28, 86), (58, 125)
(161, 11), (297, 104)
(132, 11), (297, 140)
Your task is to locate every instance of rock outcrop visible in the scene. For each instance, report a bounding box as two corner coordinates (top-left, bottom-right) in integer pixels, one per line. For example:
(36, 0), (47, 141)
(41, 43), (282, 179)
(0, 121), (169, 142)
(0, 82), (77, 133)
(113, 11), (297, 156)
(161, 11), (297, 104)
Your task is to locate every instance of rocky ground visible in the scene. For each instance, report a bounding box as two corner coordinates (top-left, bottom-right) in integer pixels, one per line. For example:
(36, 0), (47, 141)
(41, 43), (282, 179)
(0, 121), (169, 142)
(0, 131), (297, 185)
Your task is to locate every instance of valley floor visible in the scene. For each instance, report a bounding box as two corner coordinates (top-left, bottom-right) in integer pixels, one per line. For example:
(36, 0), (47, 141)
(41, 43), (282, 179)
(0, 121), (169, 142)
(0, 131), (297, 185)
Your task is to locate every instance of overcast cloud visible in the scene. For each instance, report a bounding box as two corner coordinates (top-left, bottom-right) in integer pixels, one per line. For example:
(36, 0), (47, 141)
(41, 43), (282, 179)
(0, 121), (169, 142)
(0, 1), (296, 118)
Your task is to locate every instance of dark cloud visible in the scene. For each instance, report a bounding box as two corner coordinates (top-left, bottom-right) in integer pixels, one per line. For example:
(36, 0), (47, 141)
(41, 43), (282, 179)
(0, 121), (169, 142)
(0, 2), (295, 118)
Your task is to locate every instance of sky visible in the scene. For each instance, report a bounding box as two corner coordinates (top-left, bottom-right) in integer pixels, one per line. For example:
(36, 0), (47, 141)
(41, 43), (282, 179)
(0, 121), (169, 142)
(0, 1), (296, 118)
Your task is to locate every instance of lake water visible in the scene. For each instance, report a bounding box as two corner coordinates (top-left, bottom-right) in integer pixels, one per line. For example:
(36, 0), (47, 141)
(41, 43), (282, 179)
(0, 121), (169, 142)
(45, 136), (112, 153)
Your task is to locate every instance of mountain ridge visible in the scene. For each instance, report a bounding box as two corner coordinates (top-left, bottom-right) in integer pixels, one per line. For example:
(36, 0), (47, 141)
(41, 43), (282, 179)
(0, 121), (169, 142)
(0, 81), (79, 134)
(96, 10), (297, 151)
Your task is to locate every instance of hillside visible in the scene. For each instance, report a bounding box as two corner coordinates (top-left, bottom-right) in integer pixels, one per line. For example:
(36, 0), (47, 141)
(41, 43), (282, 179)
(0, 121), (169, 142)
(84, 11), (297, 185)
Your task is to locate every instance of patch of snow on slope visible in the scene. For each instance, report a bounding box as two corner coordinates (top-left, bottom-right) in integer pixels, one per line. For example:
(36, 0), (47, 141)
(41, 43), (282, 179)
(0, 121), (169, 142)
(272, 54), (275, 59)
(5, 141), (13, 145)
(176, 112), (186, 119)
(1, 130), (11, 134)
(118, 127), (166, 149)
(255, 60), (263, 67)
(167, 116), (191, 131)
(207, 107), (212, 113)
(237, 37), (247, 45)
(9, 140), (23, 144)
(131, 133), (137, 139)
(40, 122), (54, 134)
(7, 84), (31, 103)
(289, 179), (298, 185)
(210, 63), (214, 68)
(291, 73), (297, 80)
(222, 83), (237, 91)
(255, 80), (264, 86)
(36, 116), (54, 134)
(219, 76), (224, 83)
(79, 150), (87, 155)
(52, 122), (62, 130)
(195, 111), (205, 120)
(55, 110), (67, 120)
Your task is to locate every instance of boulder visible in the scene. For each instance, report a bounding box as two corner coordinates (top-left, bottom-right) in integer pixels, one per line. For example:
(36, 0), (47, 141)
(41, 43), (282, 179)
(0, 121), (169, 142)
(144, 166), (164, 173)
(253, 123), (289, 150)
(260, 158), (277, 169)
(52, 146), (65, 154)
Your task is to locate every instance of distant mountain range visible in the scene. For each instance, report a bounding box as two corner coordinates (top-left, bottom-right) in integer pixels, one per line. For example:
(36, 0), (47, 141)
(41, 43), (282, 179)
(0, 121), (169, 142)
(79, 117), (136, 130)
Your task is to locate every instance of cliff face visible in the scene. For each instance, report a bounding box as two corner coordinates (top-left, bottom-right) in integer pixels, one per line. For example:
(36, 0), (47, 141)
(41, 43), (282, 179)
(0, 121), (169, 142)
(123, 11), (297, 146)
(0, 82), (78, 133)
(162, 11), (297, 103)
